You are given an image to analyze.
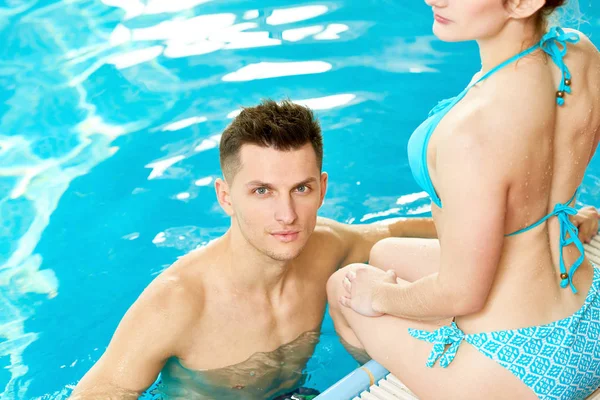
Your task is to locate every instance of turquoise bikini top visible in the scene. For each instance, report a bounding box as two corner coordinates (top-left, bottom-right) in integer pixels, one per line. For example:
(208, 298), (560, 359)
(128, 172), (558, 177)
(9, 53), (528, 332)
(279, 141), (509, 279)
(407, 27), (584, 292)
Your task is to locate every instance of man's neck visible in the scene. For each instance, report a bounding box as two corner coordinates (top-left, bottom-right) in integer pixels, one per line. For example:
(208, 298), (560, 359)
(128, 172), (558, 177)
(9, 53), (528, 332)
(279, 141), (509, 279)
(217, 229), (293, 299)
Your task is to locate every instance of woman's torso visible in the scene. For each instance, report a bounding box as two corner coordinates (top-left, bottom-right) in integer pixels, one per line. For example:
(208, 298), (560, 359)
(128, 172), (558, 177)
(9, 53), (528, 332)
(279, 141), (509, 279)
(423, 30), (600, 333)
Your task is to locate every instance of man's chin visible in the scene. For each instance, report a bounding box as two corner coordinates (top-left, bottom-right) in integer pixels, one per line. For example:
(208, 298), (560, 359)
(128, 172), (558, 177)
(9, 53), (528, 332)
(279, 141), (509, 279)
(264, 243), (307, 262)
(267, 250), (303, 262)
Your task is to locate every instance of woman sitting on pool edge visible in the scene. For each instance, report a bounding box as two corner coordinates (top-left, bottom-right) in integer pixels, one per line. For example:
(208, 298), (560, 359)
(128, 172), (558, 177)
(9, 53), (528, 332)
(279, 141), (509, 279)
(327, 0), (600, 399)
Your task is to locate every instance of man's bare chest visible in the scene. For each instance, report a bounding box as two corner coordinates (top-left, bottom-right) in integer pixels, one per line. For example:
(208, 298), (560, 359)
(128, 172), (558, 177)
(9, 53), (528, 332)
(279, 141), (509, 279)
(179, 286), (327, 370)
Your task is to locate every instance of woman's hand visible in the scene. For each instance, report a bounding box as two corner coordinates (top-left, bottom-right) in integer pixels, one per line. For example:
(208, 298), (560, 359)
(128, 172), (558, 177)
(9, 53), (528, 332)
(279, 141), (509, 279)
(572, 206), (600, 244)
(339, 266), (397, 317)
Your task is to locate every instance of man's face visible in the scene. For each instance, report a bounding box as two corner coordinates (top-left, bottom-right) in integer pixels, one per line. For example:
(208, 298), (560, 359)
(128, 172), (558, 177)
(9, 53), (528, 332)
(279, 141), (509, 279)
(225, 143), (327, 261)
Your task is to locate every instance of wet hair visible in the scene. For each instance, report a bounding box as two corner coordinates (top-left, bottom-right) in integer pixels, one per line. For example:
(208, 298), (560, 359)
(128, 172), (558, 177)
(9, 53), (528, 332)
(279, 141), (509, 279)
(539, 0), (567, 30)
(542, 0), (567, 13)
(219, 99), (323, 181)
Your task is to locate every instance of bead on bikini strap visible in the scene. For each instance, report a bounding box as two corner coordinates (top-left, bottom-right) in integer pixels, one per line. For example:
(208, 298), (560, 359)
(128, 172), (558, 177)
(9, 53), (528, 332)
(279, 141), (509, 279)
(540, 27), (580, 106)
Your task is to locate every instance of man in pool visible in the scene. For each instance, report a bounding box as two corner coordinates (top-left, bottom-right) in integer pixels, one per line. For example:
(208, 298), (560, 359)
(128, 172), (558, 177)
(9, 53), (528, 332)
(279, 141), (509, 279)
(71, 100), (600, 400)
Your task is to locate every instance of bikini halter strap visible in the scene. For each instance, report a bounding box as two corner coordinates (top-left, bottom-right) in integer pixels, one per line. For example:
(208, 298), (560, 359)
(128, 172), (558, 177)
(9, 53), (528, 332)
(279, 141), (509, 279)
(467, 26), (580, 106)
(506, 190), (584, 294)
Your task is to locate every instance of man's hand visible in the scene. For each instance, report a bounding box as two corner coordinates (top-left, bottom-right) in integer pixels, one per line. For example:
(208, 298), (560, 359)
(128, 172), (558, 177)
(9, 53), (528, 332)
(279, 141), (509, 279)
(572, 206), (600, 244)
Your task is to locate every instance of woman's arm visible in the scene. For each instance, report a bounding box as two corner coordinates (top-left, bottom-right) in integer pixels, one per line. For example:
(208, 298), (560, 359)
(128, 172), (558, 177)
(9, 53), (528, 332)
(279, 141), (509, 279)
(359, 112), (512, 320)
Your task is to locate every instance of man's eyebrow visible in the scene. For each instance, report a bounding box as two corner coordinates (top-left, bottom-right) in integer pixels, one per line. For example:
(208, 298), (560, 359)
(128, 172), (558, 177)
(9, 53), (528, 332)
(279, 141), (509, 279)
(294, 177), (318, 186)
(246, 181), (274, 188)
(245, 177), (318, 188)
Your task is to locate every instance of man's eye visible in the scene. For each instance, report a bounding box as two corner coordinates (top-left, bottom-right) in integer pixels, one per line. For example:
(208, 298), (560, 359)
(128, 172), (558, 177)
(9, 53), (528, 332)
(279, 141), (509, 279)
(297, 185), (310, 193)
(255, 187), (268, 195)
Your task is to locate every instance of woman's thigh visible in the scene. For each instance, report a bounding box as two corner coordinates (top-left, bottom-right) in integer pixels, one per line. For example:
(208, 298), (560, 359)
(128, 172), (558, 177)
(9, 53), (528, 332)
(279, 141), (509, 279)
(369, 237), (440, 282)
(326, 265), (537, 400)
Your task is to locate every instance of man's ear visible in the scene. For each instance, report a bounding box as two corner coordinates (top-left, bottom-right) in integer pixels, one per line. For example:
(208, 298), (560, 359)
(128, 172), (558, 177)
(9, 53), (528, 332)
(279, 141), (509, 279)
(215, 178), (234, 216)
(319, 172), (328, 206)
(505, 0), (545, 19)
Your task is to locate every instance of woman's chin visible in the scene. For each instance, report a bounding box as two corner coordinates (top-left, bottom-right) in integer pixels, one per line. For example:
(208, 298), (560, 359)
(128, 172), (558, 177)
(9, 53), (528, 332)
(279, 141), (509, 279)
(432, 23), (464, 42)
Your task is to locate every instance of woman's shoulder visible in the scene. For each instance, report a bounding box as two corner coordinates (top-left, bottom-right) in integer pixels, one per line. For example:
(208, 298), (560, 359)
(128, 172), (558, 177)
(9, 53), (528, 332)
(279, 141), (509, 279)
(559, 28), (600, 91)
(443, 73), (552, 161)
(476, 68), (552, 129)
(561, 28), (600, 63)
(562, 28), (596, 48)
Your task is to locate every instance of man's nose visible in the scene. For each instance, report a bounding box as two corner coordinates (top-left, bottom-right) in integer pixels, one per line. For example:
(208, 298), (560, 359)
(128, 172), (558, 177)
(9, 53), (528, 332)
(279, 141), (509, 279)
(274, 195), (298, 225)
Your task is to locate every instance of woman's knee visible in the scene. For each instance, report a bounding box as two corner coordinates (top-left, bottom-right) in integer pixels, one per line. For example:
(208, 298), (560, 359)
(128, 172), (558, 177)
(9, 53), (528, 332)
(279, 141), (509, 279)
(369, 238), (398, 268)
(326, 264), (366, 347)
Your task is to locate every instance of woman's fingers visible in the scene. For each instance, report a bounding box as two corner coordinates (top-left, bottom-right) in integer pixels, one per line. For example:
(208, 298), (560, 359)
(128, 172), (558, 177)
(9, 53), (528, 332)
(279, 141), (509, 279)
(343, 277), (352, 293)
(339, 296), (351, 308)
(346, 270), (357, 282)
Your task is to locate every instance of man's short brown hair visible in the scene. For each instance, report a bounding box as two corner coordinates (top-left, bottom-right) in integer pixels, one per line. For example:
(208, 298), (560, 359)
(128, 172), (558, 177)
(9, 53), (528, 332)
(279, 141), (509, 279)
(219, 99), (323, 181)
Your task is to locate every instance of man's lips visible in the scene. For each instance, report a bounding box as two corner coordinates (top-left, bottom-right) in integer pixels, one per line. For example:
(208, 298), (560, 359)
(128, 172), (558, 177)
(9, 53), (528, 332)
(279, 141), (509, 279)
(271, 231), (300, 242)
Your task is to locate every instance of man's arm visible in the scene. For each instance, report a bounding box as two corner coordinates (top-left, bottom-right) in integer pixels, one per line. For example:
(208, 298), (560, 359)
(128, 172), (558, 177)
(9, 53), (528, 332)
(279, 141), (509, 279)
(377, 217), (438, 239)
(572, 206), (600, 243)
(70, 277), (197, 399)
(319, 203), (598, 269)
(318, 216), (437, 266)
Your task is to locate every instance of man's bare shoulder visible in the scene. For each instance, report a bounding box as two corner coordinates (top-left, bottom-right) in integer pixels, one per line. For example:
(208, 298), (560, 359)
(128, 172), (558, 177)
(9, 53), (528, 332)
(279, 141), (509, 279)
(70, 253), (210, 397)
(313, 217), (348, 243)
(123, 247), (213, 341)
(301, 217), (348, 259)
(315, 216), (343, 231)
(144, 249), (209, 316)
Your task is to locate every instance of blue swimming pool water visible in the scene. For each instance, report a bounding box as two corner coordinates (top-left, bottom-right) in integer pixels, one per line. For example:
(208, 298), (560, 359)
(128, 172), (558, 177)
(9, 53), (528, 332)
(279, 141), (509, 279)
(1, 0), (599, 398)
